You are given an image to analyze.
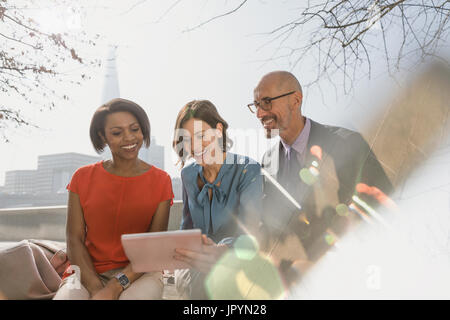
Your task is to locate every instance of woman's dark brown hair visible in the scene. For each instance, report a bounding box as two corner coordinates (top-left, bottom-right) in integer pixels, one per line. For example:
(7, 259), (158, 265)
(172, 100), (233, 167)
(90, 98), (151, 154)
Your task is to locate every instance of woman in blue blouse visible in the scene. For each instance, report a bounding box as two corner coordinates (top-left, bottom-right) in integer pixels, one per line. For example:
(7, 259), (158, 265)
(172, 99), (263, 299)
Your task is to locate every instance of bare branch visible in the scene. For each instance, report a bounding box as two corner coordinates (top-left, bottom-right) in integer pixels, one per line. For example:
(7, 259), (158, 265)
(155, 0), (183, 23)
(0, 0), (99, 141)
(183, 0), (248, 32)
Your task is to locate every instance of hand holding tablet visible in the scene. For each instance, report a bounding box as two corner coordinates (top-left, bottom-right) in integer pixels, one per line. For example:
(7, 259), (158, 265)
(121, 229), (202, 272)
(173, 234), (229, 274)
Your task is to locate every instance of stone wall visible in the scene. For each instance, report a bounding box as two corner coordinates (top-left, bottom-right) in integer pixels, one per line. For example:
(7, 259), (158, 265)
(0, 201), (183, 242)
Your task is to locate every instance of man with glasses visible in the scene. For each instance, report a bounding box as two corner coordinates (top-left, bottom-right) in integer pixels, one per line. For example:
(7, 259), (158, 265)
(249, 71), (393, 287)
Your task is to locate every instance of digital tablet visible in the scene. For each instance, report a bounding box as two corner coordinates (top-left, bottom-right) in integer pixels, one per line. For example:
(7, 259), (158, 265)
(121, 229), (202, 272)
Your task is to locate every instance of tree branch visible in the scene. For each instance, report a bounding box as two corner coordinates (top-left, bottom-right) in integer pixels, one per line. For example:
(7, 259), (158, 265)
(183, 0), (248, 32)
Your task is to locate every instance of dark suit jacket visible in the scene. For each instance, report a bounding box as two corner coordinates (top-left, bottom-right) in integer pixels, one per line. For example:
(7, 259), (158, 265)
(261, 120), (393, 265)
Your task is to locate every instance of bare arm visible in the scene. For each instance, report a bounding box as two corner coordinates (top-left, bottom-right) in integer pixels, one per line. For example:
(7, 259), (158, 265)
(91, 199), (171, 299)
(66, 191), (104, 296)
(147, 199), (171, 233)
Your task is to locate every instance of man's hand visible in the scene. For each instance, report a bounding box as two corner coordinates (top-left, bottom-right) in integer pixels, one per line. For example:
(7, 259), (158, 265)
(174, 235), (229, 274)
(356, 183), (398, 211)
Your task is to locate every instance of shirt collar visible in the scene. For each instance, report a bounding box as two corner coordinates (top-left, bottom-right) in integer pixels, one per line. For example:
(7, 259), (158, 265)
(280, 117), (311, 156)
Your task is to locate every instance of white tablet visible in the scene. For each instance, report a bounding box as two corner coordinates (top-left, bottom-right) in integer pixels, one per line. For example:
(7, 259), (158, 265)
(121, 229), (202, 272)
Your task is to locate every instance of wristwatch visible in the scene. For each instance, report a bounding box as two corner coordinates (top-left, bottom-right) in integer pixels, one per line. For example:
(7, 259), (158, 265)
(114, 272), (130, 290)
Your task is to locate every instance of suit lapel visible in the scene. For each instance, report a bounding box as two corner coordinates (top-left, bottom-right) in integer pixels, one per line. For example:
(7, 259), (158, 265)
(304, 120), (329, 171)
(262, 138), (281, 179)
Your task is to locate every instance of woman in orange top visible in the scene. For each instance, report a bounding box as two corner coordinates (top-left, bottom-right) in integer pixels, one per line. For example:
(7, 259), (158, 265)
(53, 98), (174, 300)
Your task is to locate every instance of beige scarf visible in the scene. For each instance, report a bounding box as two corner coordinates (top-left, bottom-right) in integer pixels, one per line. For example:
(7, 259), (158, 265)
(0, 239), (67, 300)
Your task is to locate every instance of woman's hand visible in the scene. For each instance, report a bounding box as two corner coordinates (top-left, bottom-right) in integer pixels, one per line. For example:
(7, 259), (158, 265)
(174, 235), (229, 274)
(90, 280), (122, 300)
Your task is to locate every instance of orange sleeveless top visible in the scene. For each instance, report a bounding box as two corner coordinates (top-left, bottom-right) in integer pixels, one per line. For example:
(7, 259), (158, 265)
(66, 161), (174, 274)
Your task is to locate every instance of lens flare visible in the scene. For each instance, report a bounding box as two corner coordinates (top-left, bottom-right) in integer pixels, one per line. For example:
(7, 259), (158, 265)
(324, 229), (339, 246)
(234, 235), (259, 261)
(205, 249), (285, 299)
(235, 270), (272, 300)
(261, 168), (302, 210)
(352, 195), (392, 229)
(298, 212), (310, 225)
(348, 202), (374, 224)
(356, 183), (398, 210)
(310, 145), (323, 160)
(336, 203), (350, 217)
(299, 167), (319, 185)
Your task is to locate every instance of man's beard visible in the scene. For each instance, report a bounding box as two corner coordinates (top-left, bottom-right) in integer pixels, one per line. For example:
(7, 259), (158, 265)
(262, 114), (286, 139)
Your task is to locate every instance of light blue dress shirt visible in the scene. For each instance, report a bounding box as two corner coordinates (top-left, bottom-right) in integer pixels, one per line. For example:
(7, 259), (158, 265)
(280, 117), (311, 164)
(180, 152), (263, 244)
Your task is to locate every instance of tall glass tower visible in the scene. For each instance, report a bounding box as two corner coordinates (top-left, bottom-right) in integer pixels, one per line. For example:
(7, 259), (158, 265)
(99, 46), (165, 170)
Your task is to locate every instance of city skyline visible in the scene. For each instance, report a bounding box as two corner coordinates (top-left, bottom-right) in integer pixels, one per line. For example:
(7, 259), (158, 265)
(3, 152), (101, 194)
(0, 138), (169, 188)
(1, 137), (166, 189)
(0, 141), (184, 207)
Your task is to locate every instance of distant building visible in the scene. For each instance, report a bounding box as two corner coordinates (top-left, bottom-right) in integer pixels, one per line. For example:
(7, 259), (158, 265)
(4, 170), (35, 194)
(3, 152), (100, 197)
(140, 137), (165, 170)
(34, 153), (101, 194)
(98, 47), (165, 170)
(101, 46), (120, 104)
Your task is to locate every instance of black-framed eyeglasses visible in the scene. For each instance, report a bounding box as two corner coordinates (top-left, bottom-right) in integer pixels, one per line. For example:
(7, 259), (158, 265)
(246, 91), (296, 113)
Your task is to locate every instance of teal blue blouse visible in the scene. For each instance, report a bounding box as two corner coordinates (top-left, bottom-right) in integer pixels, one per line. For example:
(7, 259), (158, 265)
(180, 152), (263, 244)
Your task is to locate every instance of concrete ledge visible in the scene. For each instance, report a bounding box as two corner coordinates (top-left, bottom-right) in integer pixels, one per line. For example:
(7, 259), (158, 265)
(0, 201), (183, 242)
